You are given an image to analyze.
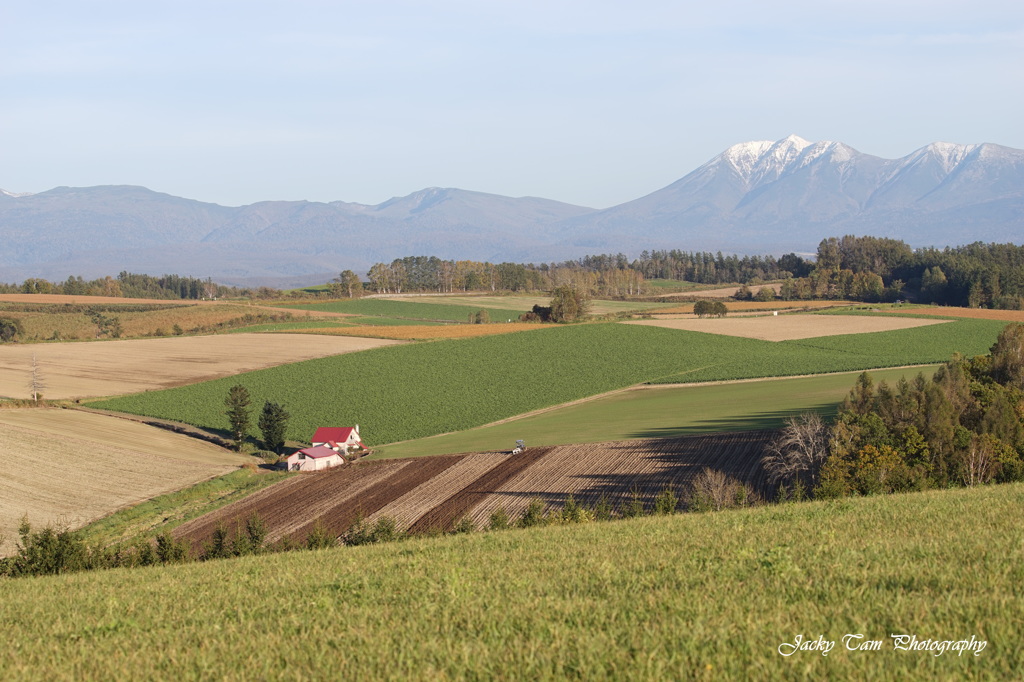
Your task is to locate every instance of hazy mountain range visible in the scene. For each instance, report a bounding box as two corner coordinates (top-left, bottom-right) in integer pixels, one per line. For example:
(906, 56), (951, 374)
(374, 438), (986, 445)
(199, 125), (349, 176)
(2, 135), (1022, 287)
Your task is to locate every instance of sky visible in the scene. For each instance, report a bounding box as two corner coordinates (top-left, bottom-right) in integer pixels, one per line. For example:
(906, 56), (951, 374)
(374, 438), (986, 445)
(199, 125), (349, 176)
(2, 1), (1022, 209)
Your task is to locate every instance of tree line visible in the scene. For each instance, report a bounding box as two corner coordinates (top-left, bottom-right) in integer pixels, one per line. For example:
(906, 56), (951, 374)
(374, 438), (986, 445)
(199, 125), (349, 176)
(763, 323), (1024, 498)
(4, 237), (1022, 308)
(1, 272), (262, 300)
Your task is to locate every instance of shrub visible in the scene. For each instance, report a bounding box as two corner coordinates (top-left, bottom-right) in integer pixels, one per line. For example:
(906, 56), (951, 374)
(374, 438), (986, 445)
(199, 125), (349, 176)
(306, 520), (337, 550)
(487, 507), (511, 531)
(518, 499), (547, 528)
(653, 486), (678, 515)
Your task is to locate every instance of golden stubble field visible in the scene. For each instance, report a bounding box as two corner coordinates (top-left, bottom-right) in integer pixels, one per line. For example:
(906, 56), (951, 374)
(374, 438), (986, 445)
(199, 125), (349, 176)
(0, 333), (402, 399)
(624, 314), (949, 341)
(0, 409), (244, 555)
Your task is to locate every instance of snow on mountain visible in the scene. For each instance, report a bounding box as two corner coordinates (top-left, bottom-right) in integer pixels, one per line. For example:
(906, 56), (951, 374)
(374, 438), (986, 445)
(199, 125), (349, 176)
(1, 136), (1021, 284)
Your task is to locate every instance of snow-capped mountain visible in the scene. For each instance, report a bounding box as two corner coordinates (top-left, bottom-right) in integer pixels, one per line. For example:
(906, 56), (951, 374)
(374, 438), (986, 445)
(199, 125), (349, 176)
(1, 136), (1021, 285)
(546, 136), (1024, 256)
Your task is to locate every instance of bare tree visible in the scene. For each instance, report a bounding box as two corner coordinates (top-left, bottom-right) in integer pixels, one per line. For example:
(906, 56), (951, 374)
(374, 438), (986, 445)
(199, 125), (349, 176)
(688, 468), (759, 511)
(761, 412), (831, 488)
(28, 354), (46, 402)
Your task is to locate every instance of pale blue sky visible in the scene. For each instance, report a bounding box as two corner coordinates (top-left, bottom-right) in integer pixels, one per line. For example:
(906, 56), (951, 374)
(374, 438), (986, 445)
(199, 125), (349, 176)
(2, 1), (1021, 208)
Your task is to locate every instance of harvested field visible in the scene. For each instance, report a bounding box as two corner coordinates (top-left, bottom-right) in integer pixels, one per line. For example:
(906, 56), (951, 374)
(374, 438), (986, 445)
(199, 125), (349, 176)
(881, 306), (1024, 322)
(0, 409), (243, 465)
(0, 333), (402, 399)
(285, 322), (556, 340)
(624, 314), (949, 341)
(2, 303), (281, 341)
(0, 410), (239, 555)
(654, 300), (854, 314)
(174, 432), (773, 542)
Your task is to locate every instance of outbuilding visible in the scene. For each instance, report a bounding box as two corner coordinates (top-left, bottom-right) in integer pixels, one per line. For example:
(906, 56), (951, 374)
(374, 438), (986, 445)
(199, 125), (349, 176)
(283, 446), (345, 472)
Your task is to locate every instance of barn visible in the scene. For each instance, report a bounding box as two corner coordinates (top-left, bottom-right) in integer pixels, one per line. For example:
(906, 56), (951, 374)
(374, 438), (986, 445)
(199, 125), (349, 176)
(283, 446), (345, 472)
(311, 426), (366, 454)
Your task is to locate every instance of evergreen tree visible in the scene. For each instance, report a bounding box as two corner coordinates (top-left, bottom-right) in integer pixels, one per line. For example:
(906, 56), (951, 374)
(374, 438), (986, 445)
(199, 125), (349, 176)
(225, 385), (252, 451)
(258, 401), (290, 453)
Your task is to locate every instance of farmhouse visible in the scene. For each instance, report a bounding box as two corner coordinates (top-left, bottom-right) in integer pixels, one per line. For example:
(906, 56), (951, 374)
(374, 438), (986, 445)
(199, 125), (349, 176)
(283, 446), (345, 472)
(312, 426), (366, 454)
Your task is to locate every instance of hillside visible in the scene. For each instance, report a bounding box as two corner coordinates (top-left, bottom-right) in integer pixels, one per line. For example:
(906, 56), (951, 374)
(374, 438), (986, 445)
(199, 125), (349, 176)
(2, 483), (1018, 679)
(2, 136), (1021, 285)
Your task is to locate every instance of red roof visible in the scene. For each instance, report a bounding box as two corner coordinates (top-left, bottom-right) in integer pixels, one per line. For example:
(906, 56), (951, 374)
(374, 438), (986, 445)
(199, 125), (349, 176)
(299, 446), (341, 459)
(312, 427), (356, 443)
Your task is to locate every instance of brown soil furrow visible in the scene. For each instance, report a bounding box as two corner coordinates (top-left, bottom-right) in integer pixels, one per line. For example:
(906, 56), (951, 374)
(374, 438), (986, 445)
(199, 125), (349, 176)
(468, 432), (775, 524)
(288, 455), (465, 542)
(366, 452), (511, 530)
(174, 460), (410, 552)
(408, 446), (553, 534)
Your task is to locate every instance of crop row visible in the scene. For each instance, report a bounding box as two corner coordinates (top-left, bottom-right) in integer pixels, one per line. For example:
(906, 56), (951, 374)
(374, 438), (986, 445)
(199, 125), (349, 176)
(91, 319), (1005, 446)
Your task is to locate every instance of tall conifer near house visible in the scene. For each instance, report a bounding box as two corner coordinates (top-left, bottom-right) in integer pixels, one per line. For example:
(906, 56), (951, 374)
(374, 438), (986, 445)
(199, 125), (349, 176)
(225, 385), (252, 451)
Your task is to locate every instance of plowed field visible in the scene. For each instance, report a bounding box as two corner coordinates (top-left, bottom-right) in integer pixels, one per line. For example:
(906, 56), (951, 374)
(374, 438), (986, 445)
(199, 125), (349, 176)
(175, 432), (774, 545)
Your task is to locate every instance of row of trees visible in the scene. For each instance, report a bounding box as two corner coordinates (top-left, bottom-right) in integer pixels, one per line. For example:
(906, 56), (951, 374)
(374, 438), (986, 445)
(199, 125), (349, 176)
(224, 385), (290, 453)
(3, 272), (243, 300)
(362, 257), (646, 296)
(763, 323), (1024, 498)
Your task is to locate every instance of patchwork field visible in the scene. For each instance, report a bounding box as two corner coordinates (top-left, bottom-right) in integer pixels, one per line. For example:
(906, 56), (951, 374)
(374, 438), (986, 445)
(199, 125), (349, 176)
(375, 365), (942, 459)
(0, 333), (401, 399)
(174, 431), (774, 549)
(626, 314), (949, 341)
(90, 319), (1006, 446)
(384, 294), (674, 314)
(285, 321), (557, 340)
(0, 409), (243, 555)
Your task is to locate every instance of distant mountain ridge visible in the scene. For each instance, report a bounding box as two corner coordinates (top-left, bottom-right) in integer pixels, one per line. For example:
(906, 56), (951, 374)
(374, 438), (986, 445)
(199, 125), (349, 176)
(2, 135), (1022, 286)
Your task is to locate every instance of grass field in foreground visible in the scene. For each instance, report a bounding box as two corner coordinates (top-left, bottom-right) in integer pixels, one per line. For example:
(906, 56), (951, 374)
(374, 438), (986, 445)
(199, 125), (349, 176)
(374, 365), (941, 458)
(90, 319), (1004, 446)
(2, 483), (1019, 680)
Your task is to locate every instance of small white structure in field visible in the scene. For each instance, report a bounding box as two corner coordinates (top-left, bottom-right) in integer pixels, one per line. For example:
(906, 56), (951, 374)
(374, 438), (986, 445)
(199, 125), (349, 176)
(311, 426), (366, 454)
(284, 446), (345, 472)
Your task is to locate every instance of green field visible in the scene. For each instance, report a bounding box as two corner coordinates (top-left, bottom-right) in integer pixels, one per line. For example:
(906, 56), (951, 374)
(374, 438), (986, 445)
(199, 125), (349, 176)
(90, 319), (1005, 447)
(374, 365), (942, 458)
(279, 298), (528, 322)
(3, 483), (1019, 679)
